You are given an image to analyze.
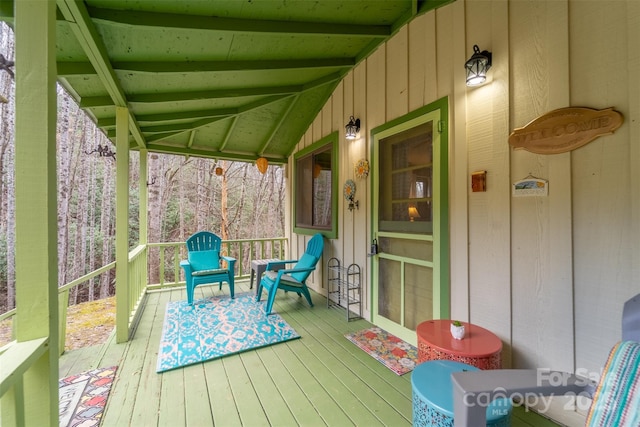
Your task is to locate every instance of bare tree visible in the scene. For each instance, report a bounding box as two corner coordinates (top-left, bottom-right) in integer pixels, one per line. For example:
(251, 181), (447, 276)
(99, 160), (114, 298)
(74, 116), (91, 300)
(57, 88), (72, 289)
(0, 23), (15, 312)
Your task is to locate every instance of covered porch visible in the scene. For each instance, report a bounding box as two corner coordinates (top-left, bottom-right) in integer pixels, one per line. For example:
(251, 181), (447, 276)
(58, 279), (556, 427)
(2, 0), (639, 426)
(2, 0), (439, 423)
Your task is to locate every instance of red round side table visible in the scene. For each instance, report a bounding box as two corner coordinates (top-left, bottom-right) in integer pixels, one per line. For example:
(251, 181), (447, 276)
(416, 320), (502, 369)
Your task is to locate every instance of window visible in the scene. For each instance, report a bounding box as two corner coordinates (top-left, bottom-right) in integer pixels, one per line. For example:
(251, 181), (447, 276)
(379, 122), (433, 234)
(293, 132), (338, 238)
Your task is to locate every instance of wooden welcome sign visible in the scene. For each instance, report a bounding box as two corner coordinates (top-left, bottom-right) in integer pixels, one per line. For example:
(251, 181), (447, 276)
(508, 107), (623, 154)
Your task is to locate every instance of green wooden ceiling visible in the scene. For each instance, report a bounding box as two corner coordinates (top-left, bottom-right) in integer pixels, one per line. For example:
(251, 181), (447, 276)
(3, 0), (452, 164)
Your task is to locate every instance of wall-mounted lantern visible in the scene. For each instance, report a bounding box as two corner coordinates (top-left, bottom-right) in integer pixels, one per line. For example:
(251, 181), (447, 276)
(345, 116), (361, 140)
(465, 45), (492, 87)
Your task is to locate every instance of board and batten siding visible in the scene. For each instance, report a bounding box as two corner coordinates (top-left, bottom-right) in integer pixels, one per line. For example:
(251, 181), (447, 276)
(288, 1), (639, 424)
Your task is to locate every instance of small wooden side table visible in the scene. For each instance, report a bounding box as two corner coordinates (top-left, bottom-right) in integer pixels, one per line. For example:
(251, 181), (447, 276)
(250, 258), (284, 292)
(416, 320), (502, 369)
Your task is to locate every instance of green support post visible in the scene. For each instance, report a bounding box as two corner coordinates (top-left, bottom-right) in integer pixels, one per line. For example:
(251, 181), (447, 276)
(115, 107), (130, 343)
(12, 1), (58, 425)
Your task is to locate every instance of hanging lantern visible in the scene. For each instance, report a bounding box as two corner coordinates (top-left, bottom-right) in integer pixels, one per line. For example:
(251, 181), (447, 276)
(215, 167), (223, 176)
(256, 157), (268, 174)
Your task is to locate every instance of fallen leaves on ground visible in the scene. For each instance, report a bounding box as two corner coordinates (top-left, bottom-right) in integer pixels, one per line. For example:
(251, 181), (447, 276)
(0, 296), (116, 351)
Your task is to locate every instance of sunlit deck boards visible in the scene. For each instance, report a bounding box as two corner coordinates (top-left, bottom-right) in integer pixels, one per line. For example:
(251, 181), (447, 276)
(59, 281), (560, 426)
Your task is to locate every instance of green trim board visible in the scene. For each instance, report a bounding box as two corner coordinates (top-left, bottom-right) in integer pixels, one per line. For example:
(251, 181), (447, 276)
(293, 131), (339, 239)
(369, 97), (449, 344)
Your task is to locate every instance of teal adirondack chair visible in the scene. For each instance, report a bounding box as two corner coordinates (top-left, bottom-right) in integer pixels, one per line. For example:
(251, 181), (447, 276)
(180, 231), (236, 305)
(257, 233), (324, 314)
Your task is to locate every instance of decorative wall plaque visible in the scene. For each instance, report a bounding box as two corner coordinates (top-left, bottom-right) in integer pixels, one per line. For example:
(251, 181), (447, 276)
(508, 107), (623, 154)
(512, 177), (548, 197)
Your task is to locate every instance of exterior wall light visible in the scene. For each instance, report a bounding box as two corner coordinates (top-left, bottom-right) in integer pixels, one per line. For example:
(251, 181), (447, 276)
(345, 116), (360, 140)
(465, 45), (492, 87)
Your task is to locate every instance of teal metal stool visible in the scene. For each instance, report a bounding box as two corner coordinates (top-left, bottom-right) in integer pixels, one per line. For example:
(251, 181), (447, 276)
(412, 360), (512, 427)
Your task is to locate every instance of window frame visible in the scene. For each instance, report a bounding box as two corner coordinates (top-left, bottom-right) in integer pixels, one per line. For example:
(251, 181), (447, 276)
(293, 131), (339, 239)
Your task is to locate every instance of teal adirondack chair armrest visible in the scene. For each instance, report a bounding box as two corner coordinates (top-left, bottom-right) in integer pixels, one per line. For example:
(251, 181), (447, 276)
(274, 266), (317, 278)
(180, 259), (192, 274)
(221, 255), (237, 274)
(265, 259), (297, 271)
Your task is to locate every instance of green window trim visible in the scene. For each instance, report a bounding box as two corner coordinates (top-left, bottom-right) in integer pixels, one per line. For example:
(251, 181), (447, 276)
(293, 131), (339, 239)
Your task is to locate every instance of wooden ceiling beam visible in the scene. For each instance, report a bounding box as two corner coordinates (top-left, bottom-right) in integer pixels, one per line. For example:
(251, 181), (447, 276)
(97, 95), (289, 129)
(57, 58), (355, 76)
(142, 143), (287, 165)
(82, 85), (302, 108)
(88, 6), (390, 37)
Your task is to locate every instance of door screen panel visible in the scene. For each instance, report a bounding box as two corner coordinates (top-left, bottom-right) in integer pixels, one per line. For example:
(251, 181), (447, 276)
(378, 237), (433, 261)
(378, 258), (401, 323)
(404, 263), (433, 330)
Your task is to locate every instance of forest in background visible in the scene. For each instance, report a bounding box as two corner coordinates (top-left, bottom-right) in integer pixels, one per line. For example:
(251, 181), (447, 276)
(0, 23), (285, 314)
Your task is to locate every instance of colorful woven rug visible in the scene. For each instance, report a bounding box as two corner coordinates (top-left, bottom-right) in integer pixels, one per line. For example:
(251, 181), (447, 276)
(156, 293), (300, 372)
(345, 327), (418, 375)
(59, 366), (117, 427)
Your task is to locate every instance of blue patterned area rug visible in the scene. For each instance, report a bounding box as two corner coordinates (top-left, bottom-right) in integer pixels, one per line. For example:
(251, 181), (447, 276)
(156, 293), (300, 372)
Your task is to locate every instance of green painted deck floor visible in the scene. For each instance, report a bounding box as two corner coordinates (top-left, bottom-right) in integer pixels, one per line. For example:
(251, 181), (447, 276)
(59, 281), (560, 426)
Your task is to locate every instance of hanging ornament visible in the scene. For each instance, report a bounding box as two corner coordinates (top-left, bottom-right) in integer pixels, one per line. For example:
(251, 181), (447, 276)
(313, 164), (322, 178)
(256, 157), (268, 174)
(354, 159), (369, 179)
(215, 167), (223, 176)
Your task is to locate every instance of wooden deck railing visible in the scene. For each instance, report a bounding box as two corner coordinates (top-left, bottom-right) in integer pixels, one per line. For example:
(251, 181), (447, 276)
(127, 245), (148, 332)
(1, 237), (286, 347)
(146, 237), (288, 290)
(0, 236), (286, 422)
(0, 336), (49, 425)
